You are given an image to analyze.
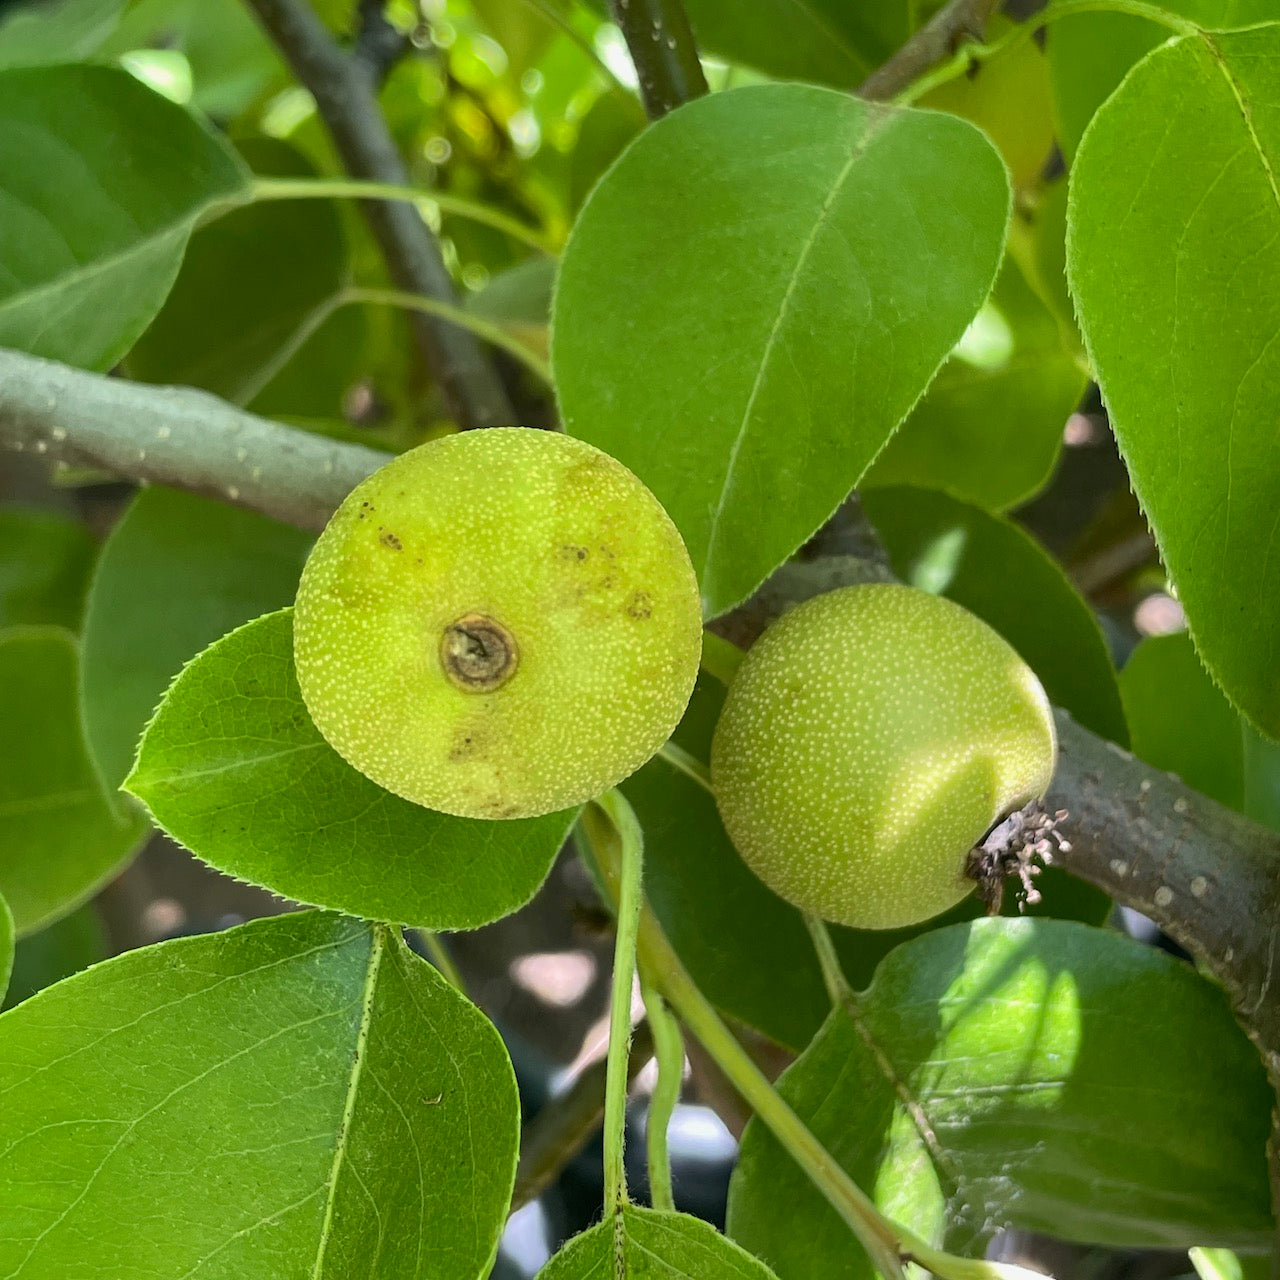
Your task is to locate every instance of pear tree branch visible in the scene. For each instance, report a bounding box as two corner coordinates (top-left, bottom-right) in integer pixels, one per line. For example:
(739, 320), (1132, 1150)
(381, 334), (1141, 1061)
(3, 343), (1278, 1089)
(244, 0), (515, 429)
(857, 0), (1002, 101)
(608, 0), (708, 119)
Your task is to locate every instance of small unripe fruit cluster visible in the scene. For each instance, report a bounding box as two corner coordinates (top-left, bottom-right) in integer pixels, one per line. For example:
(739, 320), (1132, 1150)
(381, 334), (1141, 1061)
(293, 428), (703, 820)
(710, 584), (1057, 930)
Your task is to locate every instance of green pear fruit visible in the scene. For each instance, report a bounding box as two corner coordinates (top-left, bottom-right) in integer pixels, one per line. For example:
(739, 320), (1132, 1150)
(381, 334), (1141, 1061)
(294, 428), (703, 819)
(709, 583), (1056, 929)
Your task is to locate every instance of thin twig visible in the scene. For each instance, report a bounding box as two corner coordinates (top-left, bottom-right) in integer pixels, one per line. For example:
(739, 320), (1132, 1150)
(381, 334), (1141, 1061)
(607, 0), (708, 119)
(353, 0), (409, 84)
(511, 1020), (654, 1212)
(857, 0), (1000, 101)
(244, 0), (515, 429)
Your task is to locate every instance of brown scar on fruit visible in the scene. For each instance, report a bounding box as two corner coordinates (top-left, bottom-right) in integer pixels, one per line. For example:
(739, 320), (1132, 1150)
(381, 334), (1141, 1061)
(626, 590), (653, 620)
(441, 613), (519, 693)
(560, 545), (589, 562)
(379, 529), (403, 551)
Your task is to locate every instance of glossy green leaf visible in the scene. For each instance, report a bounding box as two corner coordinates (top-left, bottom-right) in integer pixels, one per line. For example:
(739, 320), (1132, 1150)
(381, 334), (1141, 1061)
(1, 902), (106, 1011)
(0, 0), (123, 68)
(0, 911), (519, 1279)
(0, 63), (247, 370)
(539, 1204), (779, 1279)
(1046, 1), (1274, 158)
(864, 259), (1085, 511)
(863, 486), (1128, 744)
(1068, 24), (1280, 734)
(126, 609), (574, 930)
(0, 627), (147, 936)
(81, 487), (313, 794)
(554, 84), (1010, 618)
(0, 506), (96, 630)
(1120, 632), (1245, 810)
(127, 141), (352, 410)
(631, 673), (1107, 1053)
(0, 895), (12, 1006)
(728, 918), (1275, 1280)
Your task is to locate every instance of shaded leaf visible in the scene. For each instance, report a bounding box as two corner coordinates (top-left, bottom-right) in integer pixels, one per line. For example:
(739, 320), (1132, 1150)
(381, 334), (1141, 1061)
(728, 919), (1275, 1280)
(0, 64), (248, 370)
(0, 895), (11, 1005)
(1119, 632), (1245, 811)
(80, 487), (313, 794)
(671, 0), (908, 89)
(0, 627), (146, 936)
(0, 911), (519, 1279)
(554, 84), (1010, 618)
(126, 609), (574, 930)
(1067, 23), (1280, 734)
(0, 506), (96, 630)
(863, 486), (1128, 745)
(1046, 1), (1274, 158)
(127, 139), (353, 410)
(1, 902), (106, 1011)
(864, 260), (1085, 511)
(0, 0), (123, 68)
(919, 15), (1056, 190)
(538, 1204), (778, 1279)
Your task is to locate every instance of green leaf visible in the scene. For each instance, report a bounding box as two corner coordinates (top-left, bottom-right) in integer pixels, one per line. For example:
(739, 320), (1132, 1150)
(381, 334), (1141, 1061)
(126, 140), (352, 409)
(0, 63), (247, 370)
(1067, 24), (1280, 734)
(0, 0), (124, 68)
(538, 1204), (779, 1279)
(0, 895), (12, 1006)
(864, 259), (1085, 511)
(0, 627), (147, 936)
(918, 15), (1056, 191)
(568, 90), (647, 213)
(728, 918), (1275, 1280)
(1119, 632), (1245, 810)
(2, 902), (106, 1011)
(103, 0), (287, 118)
(676, 0), (908, 89)
(1045, 1), (1274, 158)
(126, 609), (574, 930)
(0, 911), (519, 1279)
(863, 486), (1128, 745)
(553, 84), (1010, 618)
(80, 487), (313, 794)
(0, 506), (96, 630)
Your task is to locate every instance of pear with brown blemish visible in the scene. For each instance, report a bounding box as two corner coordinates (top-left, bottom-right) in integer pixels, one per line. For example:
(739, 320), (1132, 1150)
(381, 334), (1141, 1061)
(294, 428), (703, 819)
(710, 584), (1057, 929)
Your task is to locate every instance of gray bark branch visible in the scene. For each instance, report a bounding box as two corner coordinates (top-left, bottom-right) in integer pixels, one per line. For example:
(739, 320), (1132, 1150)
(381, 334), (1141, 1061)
(244, 0), (515, 429)
(3, 345), (1277, 1209)
(858, 0), (1001, 101)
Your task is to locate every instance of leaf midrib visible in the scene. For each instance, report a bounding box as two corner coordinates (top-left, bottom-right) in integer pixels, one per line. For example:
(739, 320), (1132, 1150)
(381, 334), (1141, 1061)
(311, 925), (386, 1280)
(702, 106), (895, 600)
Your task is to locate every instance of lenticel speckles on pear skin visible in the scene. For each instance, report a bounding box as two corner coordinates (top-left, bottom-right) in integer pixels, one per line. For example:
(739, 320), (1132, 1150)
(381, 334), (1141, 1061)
(293, 428), (704, 820)
(709, 583), (1057, 930)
